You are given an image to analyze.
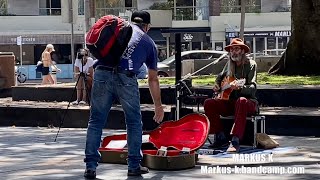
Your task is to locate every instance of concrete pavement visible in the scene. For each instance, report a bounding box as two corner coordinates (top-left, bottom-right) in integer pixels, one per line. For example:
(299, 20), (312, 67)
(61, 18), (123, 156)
(0, 127), (319, 180)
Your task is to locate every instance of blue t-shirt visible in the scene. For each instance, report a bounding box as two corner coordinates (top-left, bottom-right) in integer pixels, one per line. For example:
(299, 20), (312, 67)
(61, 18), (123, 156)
(119, 24), (158, 74)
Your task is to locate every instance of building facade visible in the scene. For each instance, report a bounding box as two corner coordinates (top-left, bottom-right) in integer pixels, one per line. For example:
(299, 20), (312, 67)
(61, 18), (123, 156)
(0, 0), (292, 79)
(210, 0), (291, 57)
(0, 0), (95, 65)
(93, 0), (291, 59)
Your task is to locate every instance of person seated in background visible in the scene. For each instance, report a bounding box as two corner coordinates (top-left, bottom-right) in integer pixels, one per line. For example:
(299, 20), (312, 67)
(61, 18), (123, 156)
(204, 38), (258, 153)
(72, 49), (94, 105)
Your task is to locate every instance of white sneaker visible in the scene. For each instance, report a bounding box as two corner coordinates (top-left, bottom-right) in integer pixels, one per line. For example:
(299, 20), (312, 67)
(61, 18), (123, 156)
(79, 101), (87, 105)
(71, 100), (79, 105)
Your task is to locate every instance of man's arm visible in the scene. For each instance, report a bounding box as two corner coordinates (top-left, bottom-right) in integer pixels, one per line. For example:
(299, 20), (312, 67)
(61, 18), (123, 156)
(148, 69), (164, 123)
(240, 61), (257, 97)
(215, 71), (227, 87)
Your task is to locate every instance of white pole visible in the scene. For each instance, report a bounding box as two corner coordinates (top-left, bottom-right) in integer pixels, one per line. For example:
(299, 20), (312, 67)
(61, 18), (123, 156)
(174, 0), (176, 20)
(70, 0), (75, 81)
(19, 37), (23, 66)
(83, 0), (86, 48)
(253, 37), (256, 60)
(166, 36), (170, 58)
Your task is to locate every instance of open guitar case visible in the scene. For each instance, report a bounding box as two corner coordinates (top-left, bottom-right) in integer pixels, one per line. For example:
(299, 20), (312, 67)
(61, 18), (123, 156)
(99, 113), (210, 170)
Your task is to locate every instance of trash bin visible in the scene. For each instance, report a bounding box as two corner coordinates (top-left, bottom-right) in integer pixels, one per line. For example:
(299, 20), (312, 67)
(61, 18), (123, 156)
(0, 52), (15, 89)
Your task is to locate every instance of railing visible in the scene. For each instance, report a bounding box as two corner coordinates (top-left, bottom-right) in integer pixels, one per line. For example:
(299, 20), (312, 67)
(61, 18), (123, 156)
(95, 7), (137, 20)
(39, 8), (61, 16)
(272, 5), (291, 12)
(0, 8), (7, 15)
(174, 6), (209, 21)
(221, 5), (261, 13)
(221, 4), (291, 13)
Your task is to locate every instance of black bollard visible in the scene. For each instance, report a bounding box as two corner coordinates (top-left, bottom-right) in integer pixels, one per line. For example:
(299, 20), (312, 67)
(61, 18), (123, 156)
(175, 33), (182, 84)
(175, 33), (182, 119)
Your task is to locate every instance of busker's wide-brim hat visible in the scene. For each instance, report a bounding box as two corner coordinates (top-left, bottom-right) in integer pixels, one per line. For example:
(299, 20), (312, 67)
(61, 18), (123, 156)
(225, 38), (250, 53)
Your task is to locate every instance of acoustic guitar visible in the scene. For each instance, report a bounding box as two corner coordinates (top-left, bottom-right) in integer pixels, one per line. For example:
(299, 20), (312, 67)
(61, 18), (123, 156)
(216, 76), (246, 100)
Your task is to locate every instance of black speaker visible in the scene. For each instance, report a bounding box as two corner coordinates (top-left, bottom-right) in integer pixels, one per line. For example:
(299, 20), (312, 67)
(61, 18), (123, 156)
(221, 117), (263, 146)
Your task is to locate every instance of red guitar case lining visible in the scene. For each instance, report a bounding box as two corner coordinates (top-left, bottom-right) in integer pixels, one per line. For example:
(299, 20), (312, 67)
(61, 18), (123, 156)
(99, 113), (210, 170)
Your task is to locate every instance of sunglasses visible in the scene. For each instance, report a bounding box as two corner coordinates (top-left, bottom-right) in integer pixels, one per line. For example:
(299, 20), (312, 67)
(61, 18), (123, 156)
(230, 46), (242, 52)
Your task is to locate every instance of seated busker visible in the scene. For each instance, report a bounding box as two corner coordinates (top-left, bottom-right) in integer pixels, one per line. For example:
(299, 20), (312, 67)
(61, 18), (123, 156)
(204, 38), (258, 153)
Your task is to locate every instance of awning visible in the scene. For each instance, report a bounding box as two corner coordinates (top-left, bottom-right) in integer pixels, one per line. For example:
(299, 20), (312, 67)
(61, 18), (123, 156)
(0, 34), (85, 45)
(227, 26), (291, 32)
(160, 27), (210, 33)
(147, 29), (166, 42)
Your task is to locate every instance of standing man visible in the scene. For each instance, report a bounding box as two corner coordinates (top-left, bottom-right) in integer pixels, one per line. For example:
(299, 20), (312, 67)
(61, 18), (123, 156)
(204, 38), (258, 153)
(84, 11), (164, 179)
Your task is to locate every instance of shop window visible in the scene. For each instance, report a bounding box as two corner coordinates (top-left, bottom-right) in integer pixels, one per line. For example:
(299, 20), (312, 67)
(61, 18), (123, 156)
(125, 0), (132, 7)
(177, 0), (193, 6)
(95, 0), (137, 19)
(78, 0), (84, 15)
(0, 0), (8, 15)
(278, 37), (288, 49)
(39, 0), (61, 16)
(192, 42), (201, 50)
(255, 37), (265, 54)
(267, 37), (276, 50)
(221, 0), (261, 13)
(174, 0), (209, 20)
(215, 42), (224, 51)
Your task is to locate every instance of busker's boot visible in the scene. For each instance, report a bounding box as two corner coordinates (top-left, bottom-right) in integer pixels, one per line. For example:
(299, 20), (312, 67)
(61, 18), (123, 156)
(128, 165), (149, 176)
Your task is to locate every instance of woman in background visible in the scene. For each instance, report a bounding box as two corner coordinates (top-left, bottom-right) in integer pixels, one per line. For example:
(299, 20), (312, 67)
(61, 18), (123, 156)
(41, 44), (58, 84)
(72, 48), (94, 105)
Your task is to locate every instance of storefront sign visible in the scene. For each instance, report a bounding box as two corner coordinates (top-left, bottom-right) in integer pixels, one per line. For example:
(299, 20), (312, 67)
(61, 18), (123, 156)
(183, 33), (194, 42)
(169, 32), (206, 43)
(273, 31), (291, 37)
(226, 32), (238, 38)
(226, 30), (291, 38)
(12, 37), (36, 44)
(0, 34), (84, 45)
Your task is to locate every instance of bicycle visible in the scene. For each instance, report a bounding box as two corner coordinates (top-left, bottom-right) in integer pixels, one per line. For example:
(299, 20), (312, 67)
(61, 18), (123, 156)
(15, 66), (27, 83)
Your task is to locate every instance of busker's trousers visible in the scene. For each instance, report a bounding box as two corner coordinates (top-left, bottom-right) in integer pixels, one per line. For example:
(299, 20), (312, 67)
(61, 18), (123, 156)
(204, 97), (257, 139)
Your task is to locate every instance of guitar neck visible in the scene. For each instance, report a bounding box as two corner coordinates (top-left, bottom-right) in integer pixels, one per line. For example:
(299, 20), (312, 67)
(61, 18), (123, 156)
(221, 84), (231, 91)
(220, 79), (245, 91)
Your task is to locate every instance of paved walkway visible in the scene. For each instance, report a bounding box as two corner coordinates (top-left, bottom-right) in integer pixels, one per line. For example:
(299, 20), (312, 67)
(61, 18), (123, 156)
(0, 127), (319, 180)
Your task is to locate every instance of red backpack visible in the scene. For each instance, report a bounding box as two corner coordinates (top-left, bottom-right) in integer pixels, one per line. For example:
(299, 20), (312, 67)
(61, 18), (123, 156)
(86, 15), (132, 66)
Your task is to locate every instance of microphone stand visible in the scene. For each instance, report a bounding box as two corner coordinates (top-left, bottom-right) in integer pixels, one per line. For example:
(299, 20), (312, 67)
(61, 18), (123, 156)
(175, 53), (228, 120)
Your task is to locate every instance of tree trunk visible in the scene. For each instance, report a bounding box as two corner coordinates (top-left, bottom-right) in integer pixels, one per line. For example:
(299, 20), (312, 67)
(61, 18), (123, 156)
(268, 0), (320, 75)
(240, 0), (246, 39)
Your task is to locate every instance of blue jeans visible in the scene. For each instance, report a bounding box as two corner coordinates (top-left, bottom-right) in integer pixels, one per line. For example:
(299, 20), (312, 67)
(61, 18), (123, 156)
(84, 69), (142, 171)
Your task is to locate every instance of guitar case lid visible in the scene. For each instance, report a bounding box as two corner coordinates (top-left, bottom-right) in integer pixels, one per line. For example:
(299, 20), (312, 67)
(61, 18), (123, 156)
(147, 113), (210, 152)
(99, 113), (210, 170)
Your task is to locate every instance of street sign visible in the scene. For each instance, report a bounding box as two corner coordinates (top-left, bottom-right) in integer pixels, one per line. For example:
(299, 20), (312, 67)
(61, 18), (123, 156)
(17, 36), (22, 45)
